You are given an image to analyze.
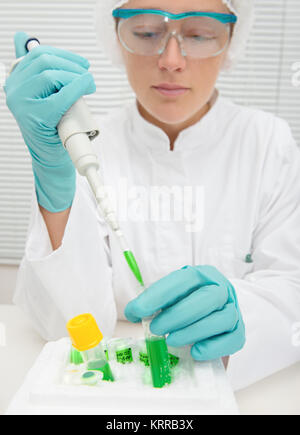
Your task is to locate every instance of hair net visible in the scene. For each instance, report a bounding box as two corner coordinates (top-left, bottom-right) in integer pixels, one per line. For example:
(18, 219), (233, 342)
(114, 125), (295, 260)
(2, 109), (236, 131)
(94, 0), (255, 72)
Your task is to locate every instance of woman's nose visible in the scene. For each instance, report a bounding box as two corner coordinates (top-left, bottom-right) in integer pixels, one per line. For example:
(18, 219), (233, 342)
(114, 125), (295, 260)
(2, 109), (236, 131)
(158, 33), (187, 70)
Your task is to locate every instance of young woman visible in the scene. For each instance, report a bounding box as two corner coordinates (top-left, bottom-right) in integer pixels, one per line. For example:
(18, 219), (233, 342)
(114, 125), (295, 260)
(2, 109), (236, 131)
(5, 0), (300, 391)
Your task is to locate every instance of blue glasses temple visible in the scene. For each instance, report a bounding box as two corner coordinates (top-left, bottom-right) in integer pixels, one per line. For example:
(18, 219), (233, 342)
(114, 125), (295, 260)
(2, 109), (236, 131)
(112, 8), (238, 24)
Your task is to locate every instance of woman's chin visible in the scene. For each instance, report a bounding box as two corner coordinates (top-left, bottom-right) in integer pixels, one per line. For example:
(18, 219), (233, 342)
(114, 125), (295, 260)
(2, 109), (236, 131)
(146, 105), (192, 125)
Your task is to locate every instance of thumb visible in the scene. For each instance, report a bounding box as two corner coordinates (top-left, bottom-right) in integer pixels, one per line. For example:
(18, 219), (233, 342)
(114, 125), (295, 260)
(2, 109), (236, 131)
(14, 32), (30, 58)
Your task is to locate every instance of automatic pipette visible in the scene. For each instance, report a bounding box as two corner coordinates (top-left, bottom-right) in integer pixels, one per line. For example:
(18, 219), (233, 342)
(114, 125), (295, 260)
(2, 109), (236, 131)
(9, 37), (144, 287)
(9, 37), (171, 387)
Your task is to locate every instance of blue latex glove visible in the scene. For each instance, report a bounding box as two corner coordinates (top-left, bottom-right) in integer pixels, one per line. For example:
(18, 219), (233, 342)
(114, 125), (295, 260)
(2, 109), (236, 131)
(4, 32), (96, 212)
(125, 265), (246, 361)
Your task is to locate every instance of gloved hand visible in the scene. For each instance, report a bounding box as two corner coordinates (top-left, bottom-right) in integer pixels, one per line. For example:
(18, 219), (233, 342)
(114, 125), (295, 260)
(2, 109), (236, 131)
(4, 32), (96, 212)
(125, 265), (246, 361)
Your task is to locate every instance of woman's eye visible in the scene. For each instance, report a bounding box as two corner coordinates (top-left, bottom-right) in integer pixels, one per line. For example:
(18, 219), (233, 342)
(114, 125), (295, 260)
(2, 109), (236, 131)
(187, 35), (216, 41)
(133, 31), (159, 39)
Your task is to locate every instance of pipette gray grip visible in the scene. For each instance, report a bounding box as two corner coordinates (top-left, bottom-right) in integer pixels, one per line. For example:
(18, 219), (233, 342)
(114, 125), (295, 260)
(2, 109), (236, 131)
(57, 98), (99, 148)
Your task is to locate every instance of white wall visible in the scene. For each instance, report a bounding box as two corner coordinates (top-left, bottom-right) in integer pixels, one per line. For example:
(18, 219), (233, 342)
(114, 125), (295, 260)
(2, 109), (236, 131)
(0, 265), (18, 304)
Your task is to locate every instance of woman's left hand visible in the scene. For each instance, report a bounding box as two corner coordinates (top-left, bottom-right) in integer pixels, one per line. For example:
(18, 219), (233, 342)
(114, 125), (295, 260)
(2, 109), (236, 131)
(124, 265), (246, 361)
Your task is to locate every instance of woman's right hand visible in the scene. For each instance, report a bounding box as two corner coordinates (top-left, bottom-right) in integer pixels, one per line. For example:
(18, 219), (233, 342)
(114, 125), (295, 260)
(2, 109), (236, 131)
(4, 32), (97, 212)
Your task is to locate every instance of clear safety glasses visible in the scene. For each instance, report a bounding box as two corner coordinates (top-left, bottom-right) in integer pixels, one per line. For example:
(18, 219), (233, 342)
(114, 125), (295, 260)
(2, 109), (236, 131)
(112, 8), (237, 59)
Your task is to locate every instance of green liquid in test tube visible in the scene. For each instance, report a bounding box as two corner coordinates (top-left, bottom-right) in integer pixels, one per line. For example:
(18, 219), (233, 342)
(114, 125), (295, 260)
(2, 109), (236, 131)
(123, 249), (172, 388)
(87, 358), (115, 381)
(146, 336), (172, 388)
(143, 317), (172, 388)
(70, 347), (84, 365)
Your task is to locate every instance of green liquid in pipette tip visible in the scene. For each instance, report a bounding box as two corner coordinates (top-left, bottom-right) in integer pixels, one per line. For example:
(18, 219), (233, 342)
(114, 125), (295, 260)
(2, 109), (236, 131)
(124, 250), (144, 286)
(87, 359), (115, 382)
(146, 337), (172, 388)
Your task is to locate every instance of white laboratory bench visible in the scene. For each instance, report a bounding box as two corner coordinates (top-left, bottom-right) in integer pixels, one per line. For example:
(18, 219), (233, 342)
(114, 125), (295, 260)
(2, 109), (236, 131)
(0, 304), (299, 415)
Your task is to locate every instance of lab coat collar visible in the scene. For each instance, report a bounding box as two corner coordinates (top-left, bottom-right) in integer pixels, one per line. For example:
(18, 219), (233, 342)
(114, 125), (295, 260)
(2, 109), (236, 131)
(128, 88), (223, 153)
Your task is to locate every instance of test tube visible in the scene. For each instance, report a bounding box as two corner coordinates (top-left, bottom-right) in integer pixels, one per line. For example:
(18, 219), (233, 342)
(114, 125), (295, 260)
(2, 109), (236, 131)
(82, 342), (114, 381)
(135, 338), (150, 367)
(135, 282), (172, 388)
(143, 316), (172, 388)
(108, 338), (134, 364)
(69, 346), (84, 365)
(67, 314), (115, 382)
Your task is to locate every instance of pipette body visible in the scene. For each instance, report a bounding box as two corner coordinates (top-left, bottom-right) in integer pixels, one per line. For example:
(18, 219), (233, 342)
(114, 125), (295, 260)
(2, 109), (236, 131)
(11, 37), (144, 286)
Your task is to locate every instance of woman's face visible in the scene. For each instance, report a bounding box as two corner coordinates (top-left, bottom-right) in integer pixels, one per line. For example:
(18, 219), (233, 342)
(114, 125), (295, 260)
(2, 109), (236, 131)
(116, 0), (232, 135)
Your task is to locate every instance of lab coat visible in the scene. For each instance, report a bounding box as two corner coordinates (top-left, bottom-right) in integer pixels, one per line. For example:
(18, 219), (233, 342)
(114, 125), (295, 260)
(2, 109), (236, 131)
(14, 90), (300, 391)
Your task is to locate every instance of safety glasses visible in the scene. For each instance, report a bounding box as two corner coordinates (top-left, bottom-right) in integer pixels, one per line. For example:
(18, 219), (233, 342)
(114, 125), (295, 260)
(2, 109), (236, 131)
(112, 8), (237, 59)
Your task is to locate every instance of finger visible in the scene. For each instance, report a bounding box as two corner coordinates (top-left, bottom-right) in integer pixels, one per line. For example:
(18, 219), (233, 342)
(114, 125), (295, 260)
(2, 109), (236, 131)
(12, 70), (95, 128)
(46, 71), (96, 125)
(14, 32), (30, 58)
(15, 44), (90, 73)
(195, 264), (240, 307)
(166, 303), (239, 347)
(19, 69), (81, 99)
(124, 302), (143, 323)
(125, 265), (216, 320)
(15, 53), (89, 85)
(194, 264), (230, 288)
(150, 284), (227, 336)
(191, 322), (246, 361)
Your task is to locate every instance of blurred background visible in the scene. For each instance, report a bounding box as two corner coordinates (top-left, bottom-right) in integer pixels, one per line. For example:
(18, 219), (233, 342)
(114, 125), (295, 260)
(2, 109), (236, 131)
(0, 0), (299, 304)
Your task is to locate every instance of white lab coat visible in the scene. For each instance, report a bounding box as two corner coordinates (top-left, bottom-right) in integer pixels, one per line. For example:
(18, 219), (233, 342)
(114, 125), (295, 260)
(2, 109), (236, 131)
(14, 90), (300, 391)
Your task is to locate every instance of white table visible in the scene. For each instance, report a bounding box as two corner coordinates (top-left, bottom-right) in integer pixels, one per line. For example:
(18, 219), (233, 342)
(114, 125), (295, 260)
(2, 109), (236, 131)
(0, 305), (300, 415)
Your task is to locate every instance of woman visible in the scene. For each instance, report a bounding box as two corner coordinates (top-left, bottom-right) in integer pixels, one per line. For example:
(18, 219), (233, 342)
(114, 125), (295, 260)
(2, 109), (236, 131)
(4, 0), (300, 391)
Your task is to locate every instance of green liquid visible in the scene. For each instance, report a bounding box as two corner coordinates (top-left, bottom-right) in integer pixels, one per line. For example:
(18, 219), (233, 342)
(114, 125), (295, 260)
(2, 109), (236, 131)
(124, 251), (144, 286)
(146, 337), (172, 388)
(70, 348), (84, 365)
(87, 359), (115, 382)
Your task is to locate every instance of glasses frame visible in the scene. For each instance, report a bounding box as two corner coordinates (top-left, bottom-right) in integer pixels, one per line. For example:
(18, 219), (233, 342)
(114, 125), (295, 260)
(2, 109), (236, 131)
(112, 8), (237, 59)
(112, 8), (238, 23)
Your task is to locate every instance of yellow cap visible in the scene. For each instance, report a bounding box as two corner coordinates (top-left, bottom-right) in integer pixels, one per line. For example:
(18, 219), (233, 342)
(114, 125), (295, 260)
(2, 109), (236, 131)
(66, 314), (103, 352)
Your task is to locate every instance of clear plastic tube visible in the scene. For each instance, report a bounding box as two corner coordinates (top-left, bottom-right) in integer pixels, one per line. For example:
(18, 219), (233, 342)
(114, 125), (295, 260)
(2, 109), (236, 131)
(81, 342), (115, 382)
(142, 316), (172, 388)
(138, 282), (172, 388)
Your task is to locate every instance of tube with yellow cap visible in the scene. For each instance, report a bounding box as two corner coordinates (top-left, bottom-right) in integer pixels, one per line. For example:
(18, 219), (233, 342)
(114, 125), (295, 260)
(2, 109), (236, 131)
(67, 314), (114, 382)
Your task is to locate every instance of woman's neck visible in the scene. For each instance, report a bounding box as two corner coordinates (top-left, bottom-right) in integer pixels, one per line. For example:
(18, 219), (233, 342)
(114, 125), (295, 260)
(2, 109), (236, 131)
(137, 89), (217, 151)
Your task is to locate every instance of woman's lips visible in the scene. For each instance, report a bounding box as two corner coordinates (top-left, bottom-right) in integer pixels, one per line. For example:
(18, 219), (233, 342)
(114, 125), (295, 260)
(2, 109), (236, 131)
(153, 86), (189, 97)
